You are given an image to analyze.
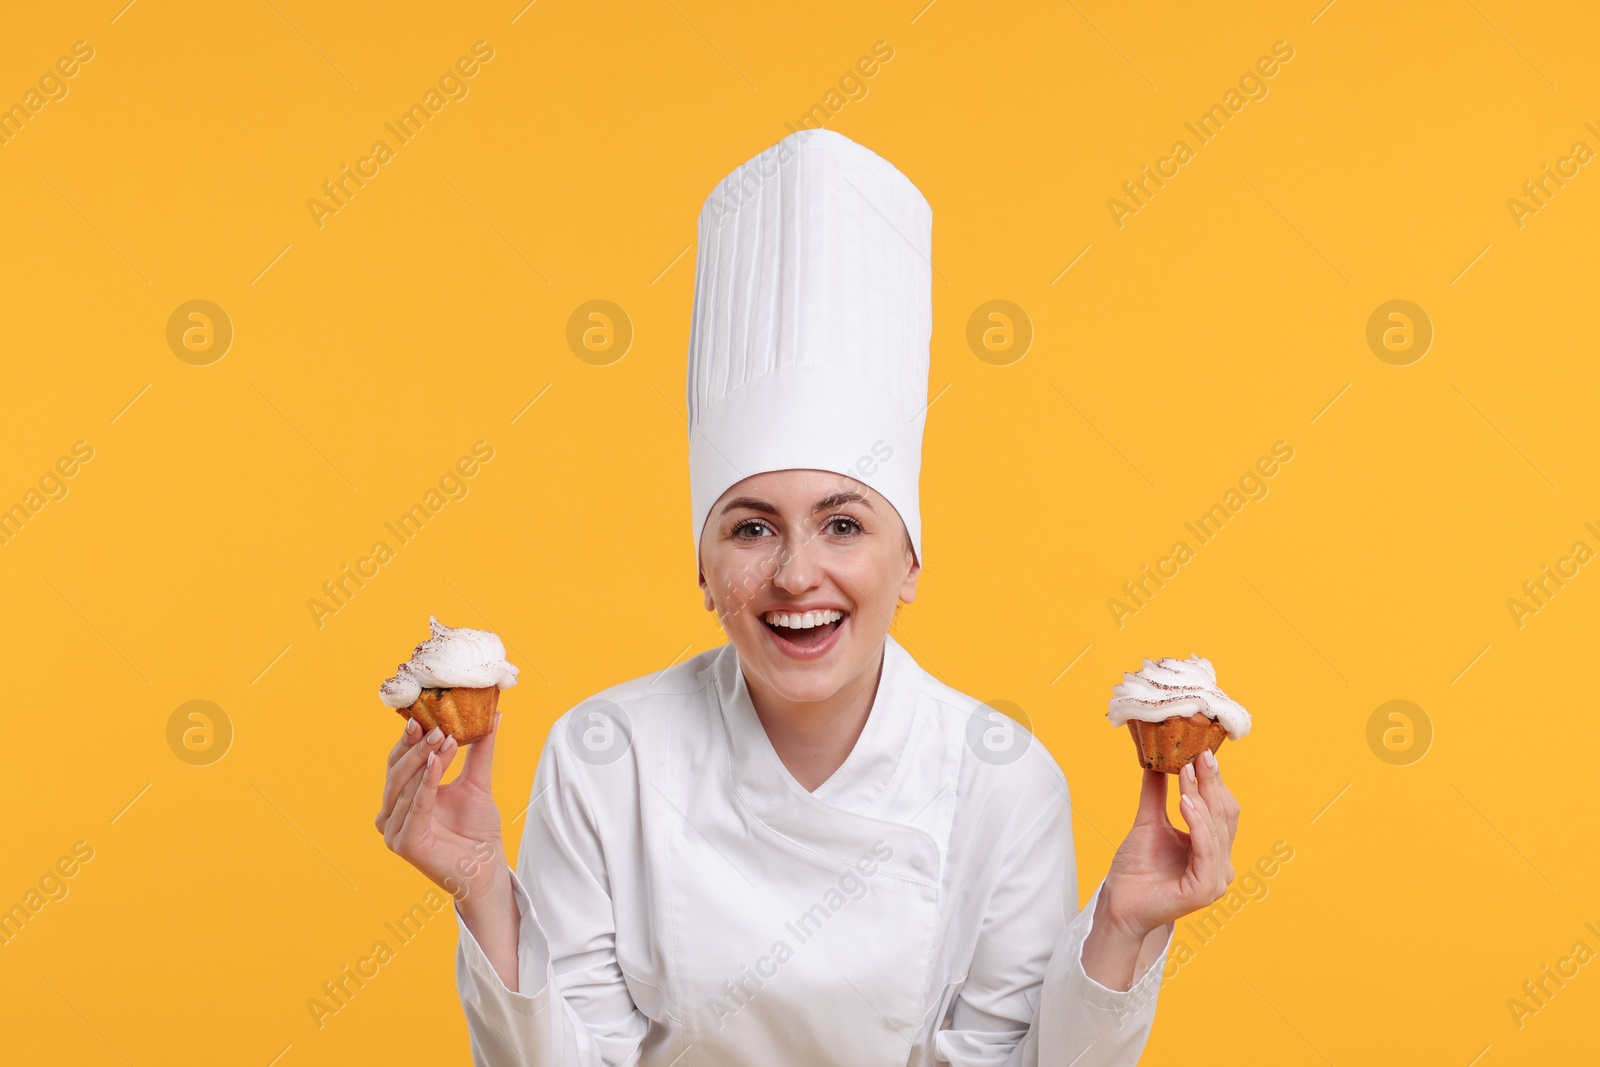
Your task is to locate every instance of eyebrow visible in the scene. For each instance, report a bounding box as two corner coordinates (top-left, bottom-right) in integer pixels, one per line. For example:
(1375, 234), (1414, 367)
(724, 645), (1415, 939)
(720, 491), (876, 517)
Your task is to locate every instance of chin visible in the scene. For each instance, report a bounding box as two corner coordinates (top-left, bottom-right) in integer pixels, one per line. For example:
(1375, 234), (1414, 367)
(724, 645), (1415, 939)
(758, 664), (853, 705)
(733, 613), (879, 705)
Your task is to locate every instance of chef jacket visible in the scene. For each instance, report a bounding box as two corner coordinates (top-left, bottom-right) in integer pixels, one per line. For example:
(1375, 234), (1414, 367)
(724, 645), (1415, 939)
(453, 634), (1174, 1065)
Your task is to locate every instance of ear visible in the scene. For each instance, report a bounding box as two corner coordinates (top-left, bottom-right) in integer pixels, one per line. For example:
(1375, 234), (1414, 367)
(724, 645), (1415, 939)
(698, 567), (715, 612)
(899, 551), (921, 605)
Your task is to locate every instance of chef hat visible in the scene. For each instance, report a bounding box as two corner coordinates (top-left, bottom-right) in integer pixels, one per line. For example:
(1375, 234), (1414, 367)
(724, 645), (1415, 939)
(687, 128), (933, 570)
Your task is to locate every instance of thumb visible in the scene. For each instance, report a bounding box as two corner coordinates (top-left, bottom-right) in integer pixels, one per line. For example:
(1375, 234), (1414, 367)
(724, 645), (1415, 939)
(1134, 768), (1168, 826)
(461, 711), (501, 789)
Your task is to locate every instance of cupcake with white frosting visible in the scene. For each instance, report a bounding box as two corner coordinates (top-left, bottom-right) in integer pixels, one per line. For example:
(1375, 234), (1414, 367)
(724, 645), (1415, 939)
(1107, 655), (1250, 774)
(380, 616), (519, 744)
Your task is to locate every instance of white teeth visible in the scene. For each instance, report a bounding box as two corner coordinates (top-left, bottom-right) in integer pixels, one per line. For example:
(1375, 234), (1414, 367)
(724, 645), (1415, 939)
(764, 609), (843, 629)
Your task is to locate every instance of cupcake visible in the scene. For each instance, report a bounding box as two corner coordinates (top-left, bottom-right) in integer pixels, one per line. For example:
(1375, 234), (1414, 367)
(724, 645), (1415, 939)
(1106, 655), (1250, 774)
(380, 616), (520, 745)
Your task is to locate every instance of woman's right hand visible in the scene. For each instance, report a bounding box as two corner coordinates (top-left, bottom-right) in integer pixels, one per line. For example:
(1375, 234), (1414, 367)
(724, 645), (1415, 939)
(376, 714), (509, 908)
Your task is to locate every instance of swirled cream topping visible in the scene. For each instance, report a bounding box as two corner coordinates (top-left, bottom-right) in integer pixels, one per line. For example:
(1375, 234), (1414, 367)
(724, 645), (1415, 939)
(1106, 655), (1251, 740)
(380, 615), (520, 709)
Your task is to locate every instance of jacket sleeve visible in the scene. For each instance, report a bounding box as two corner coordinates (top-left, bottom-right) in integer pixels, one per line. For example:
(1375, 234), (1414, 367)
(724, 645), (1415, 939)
(936, 758), (1172, 1067)
(1029, 876), (1173, 1066)
(452, 722), (649, 1066)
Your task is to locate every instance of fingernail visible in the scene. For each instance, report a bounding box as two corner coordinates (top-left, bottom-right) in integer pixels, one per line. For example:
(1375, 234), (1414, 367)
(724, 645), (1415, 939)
(1183, 761), (1196, 782)
(426, 751), (436, 769)
(1203, 749), (1216, 769)
(405, 718), (419, 737)
(425, 726), (443, 744)
(1180, 793), (1194, 809)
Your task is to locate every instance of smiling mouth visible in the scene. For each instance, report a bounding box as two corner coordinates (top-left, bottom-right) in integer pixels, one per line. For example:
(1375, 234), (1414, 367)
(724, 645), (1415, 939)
(762, 609), (846, 649)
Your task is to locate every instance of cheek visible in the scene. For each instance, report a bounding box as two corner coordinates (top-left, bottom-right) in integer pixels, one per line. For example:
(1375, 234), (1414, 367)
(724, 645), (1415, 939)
(706, 550), (776, 614)
(837, 551), (904, 612)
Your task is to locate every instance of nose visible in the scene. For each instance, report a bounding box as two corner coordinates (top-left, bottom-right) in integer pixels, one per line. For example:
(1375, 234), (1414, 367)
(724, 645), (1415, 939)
(771, 525), (819, 594)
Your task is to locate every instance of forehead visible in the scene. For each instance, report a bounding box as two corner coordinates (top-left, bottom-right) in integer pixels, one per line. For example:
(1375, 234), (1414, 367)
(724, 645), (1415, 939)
(714, 468), (884, 509)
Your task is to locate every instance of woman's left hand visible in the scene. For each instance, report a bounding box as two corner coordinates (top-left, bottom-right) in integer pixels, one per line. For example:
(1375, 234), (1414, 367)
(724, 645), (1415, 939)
(1101, 750), (1241, 940)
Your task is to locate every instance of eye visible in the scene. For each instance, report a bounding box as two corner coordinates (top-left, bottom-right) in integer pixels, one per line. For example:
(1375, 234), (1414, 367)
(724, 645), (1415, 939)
(826, 515), (863, 537)
(732, 518), (773, 540)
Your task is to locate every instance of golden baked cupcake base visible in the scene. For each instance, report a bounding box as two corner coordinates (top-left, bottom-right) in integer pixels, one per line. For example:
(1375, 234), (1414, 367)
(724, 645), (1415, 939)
(397, 685), (500, 745)
(1126, 711), (1226, 774)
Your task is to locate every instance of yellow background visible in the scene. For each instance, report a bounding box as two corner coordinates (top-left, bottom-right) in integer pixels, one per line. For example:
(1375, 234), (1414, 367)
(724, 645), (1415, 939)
(3, 1), (1597, 1063)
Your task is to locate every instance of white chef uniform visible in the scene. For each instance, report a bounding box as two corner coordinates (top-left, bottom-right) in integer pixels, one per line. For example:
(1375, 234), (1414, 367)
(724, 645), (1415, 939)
(452, 129), (1174, 1066)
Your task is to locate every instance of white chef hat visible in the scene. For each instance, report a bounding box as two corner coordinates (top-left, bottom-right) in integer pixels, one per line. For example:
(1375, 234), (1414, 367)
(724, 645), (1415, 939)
(687, 128), (933, 570)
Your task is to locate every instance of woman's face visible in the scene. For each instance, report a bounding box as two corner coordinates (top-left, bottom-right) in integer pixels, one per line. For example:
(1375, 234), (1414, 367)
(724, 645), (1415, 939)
(698, 469), (920, 706)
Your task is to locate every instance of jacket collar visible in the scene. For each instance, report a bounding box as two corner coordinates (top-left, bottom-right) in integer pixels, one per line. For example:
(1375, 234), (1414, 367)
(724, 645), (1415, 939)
(709, 633), (944, 885)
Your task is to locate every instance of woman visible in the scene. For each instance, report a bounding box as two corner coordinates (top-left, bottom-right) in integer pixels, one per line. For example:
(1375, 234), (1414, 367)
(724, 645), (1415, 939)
(376, 129), (1241, 1065)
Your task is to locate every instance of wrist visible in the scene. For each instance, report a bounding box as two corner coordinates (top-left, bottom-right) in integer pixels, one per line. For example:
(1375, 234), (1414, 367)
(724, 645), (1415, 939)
(456, 863), (511, 918)
(1096, 880), (1158, 943)
(1081, 886), (1149, 992)
(447, 842), (511, 913)
(453, 860), (522, 992)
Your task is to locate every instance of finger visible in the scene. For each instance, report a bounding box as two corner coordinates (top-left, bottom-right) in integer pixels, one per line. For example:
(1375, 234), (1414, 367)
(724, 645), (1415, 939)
(435, 733), (461, 782)
(392, 735), (457, 825)
(1207, 753), (1241, 845)
(376, 727), (447, 830)
(386, 716), (422, 768)
(1220, 783), (1241, 843)
(398, 741), (452, 848)
(1177, 792), (1220, 899)
(1195, 750), (1229, 843)
(1134, 768), (1168, 826)
(1212, 765), (1241, 882)
(460, 712), (501, 791)
(386, 735), (456, 845)
(1177, 762), (1224, 896)
(1211, 752), (1240, 820)
(377, 726), (448, 825)
(390, 735), (460, 844)
(1199, 750), (1241, 858)
(384, 755), (429, 846)
(1184, 761), (1224, 859)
